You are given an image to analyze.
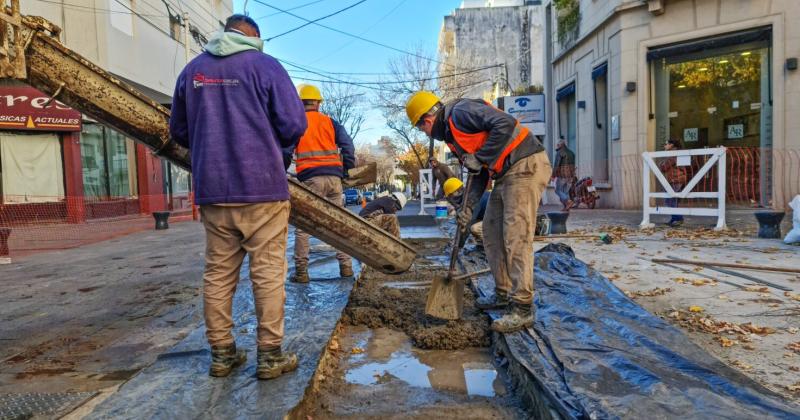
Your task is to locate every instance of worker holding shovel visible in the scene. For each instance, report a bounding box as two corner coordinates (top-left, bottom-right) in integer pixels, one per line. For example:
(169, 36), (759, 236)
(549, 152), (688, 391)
(406, 92), (551, 333)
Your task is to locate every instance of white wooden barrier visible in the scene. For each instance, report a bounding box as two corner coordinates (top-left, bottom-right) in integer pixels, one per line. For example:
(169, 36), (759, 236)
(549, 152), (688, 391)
(418, 169), (437, 216)
(640, 147), (727, 230)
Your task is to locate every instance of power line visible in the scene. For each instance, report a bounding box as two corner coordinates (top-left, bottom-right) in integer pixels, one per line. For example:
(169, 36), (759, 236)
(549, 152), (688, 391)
(307, 0), (407, 65)
(286, 64), (502, 85)
(251, 0), (445, 66)
(30, 0), (167, 17)
(265, 0), (368, 42)
(253, 0), (328, 20)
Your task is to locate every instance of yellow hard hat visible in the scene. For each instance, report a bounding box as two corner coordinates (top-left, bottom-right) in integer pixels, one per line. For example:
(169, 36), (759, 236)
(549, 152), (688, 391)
(405, 91), (440, 126)
(443, 177), (464, 197)
(297, 84), (323, 101)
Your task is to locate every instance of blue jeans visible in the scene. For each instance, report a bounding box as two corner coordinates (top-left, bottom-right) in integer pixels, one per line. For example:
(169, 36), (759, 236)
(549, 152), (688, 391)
(555, 177), (575, 206)
(665, 197), (684, 222)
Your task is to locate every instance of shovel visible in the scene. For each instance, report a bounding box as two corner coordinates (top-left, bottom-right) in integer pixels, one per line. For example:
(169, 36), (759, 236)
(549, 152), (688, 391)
(425, 174), (475, 320)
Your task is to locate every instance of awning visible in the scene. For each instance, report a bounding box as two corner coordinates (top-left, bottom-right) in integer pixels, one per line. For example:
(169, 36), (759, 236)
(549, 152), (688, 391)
(591, 62), (607, 80)
(647, 26), (771, 61)
(555, 83), (575, 101)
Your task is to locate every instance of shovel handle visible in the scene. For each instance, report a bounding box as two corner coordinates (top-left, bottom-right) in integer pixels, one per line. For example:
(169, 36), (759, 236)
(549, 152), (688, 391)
(448, 174), (474, 274)
(450, 268), (491, 282)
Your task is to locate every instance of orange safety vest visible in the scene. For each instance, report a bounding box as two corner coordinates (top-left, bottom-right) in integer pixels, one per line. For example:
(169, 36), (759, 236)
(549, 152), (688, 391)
(446, 115), (529, 175)
(296, 111), (342, 174)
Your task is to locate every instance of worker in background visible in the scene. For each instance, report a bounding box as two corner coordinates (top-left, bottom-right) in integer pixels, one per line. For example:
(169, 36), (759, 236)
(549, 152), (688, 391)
(170, 15), (305, 380)
(551, 139), (576, 210)
(406, 91), (551, 333)
(359, 192), (407, 238)
(442, 177), (489, 246)
(288, 84), (356, 283)
(429, 157), (457, 199)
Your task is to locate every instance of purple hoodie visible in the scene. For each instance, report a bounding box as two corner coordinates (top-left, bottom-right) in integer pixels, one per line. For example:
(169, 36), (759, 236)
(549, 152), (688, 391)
(170, 47), (306, 205)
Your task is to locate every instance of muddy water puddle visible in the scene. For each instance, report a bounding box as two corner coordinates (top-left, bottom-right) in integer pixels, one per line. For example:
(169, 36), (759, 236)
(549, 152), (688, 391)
(343, 327), (505, 397)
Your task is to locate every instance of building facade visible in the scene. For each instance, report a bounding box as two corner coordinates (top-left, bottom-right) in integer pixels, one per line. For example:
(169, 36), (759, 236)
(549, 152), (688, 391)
(542, 0), (800, 209)
(0, 0), (232, 225)
(439, 0), (546, 101)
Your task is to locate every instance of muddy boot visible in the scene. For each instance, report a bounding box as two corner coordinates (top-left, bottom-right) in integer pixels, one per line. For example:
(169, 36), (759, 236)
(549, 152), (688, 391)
(257, 346), (298, 380)
(340, 263), (354, 278)
(475, 290), (509, 310)
(292, 263), (309, 283)
(209, 343), (246, 377)
(491, 302), (534, 333)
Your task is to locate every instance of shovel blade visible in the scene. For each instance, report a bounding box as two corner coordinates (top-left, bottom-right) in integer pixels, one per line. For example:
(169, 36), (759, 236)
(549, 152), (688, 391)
(425, 275), (465, 320)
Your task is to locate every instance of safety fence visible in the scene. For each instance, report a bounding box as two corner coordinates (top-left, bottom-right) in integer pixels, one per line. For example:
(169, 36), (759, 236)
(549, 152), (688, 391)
(572, 147), (799, 210)
(0, 194), (194, 261)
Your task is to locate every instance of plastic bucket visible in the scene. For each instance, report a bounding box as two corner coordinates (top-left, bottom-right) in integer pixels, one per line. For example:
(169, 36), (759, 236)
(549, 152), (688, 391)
(435, 201), (449, 219)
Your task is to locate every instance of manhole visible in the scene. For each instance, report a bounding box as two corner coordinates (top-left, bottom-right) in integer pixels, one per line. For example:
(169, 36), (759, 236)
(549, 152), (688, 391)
(0, 392), (95, 420)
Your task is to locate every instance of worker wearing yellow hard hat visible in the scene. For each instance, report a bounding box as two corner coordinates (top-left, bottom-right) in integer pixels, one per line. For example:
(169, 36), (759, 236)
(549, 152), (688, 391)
(289, 83), (356, 283)
(405, 90), (552, 334)
(443, 177), (463, 197)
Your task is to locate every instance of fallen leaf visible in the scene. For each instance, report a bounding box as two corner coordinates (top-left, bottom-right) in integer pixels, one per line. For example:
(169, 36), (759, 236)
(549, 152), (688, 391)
(624, 287), (671, 299)
(689, 306), (704, 313)
(350, 347), (365, 354)
(717, 336), (737, 347)
(787, 342), (800, 354)
(745, 286), (769, 293)
(789, 327), (799, 334)
(788, 382), (800, 392)
(731, 360), (752, 370)
(742, 343), (756, 350)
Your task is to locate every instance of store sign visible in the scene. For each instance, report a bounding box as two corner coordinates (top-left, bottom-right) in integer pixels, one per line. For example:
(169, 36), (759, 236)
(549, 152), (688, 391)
(684, 128), (698, 142)
(727, 124), (744, 139)
(504, 94), (545, 123)
(0, 86), (81, 132)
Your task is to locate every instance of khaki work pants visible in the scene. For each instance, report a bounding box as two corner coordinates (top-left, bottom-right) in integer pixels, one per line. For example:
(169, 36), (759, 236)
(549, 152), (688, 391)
(484, 151), (551, 305)
(470, 221), (484, 243)
(365, 214), (401, 237)
(294, 175), (352, 270)
(201, 201), (290, 348)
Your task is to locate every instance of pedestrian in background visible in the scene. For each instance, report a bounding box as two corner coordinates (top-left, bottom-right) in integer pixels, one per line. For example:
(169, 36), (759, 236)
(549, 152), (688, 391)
(659, 139), (687, 227)
(551, 139), (576, 210)
(288, 84), (356, 283)
(169, 15), (306, 380)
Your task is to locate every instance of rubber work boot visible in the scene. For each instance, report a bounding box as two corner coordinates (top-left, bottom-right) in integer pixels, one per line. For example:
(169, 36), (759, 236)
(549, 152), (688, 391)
(292, 264), (309, 283)
(491, 303), (534, 333)
(209, 343), (246, 377)
(257, 346), (299, 380)
(340, 264), (354, 278)
(475, 290), (509, 310)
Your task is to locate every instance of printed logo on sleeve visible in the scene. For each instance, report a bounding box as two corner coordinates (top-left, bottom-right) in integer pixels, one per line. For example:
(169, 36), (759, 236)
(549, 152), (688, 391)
(193, 73), (240, 88)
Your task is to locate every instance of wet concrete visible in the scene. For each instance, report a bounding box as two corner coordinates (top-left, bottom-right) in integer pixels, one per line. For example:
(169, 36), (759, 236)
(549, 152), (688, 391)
(301, 325), (525, 419)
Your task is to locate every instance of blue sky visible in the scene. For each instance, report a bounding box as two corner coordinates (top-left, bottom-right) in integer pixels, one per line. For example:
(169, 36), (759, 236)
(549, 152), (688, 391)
(234, 0), (462, 145)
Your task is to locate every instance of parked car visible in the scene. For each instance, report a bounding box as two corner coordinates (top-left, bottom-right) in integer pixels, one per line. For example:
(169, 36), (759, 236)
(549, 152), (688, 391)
(363, 191), (375, 202)
(344, 188), (360, 206)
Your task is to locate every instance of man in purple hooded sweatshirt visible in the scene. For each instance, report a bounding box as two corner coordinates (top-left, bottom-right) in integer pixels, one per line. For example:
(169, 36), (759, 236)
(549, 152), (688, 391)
(170, 15), (307, 380)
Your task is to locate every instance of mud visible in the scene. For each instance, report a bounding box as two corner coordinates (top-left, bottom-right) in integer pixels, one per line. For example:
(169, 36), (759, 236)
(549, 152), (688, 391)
(341, 260), (491, 350)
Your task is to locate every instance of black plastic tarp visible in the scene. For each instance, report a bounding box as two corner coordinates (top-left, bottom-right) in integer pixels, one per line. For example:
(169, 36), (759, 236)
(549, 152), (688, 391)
(474, 243), (799, 419)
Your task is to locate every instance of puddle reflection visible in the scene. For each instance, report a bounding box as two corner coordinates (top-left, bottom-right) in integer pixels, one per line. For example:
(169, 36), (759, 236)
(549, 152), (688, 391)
(343, 327), (504, 397)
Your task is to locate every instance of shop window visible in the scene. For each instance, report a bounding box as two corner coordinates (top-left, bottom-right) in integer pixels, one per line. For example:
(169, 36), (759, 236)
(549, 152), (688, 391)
(0, 132), (64, 203)
(81, 124), (138, 200)
(651, 27), (772, 205)
(592, 63), (609, 183)
(556, 82), (577, 161)
(164, 161), (192, 210)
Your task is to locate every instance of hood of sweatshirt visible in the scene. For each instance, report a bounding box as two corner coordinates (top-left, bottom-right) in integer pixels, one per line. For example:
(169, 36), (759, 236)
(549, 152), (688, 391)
(204, 31), (263, 57)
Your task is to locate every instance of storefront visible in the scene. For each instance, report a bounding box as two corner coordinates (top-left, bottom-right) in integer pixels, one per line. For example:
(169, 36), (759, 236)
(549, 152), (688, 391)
(0, 85), (81, 223)
(650, 27), (772, 206)
(0, 84), (188, 226)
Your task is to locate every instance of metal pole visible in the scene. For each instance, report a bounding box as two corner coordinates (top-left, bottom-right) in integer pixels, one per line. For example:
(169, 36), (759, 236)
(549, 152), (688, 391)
(183, 11), (190, 64)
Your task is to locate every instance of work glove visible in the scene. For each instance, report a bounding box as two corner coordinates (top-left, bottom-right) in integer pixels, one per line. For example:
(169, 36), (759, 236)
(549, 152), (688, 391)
(462, 153), (482, 174)
(456, 205), (473, 227)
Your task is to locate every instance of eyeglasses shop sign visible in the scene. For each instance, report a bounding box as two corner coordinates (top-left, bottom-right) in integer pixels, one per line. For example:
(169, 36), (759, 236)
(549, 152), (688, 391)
(505, 94), (545, 123)
(0, 86), (82, 132)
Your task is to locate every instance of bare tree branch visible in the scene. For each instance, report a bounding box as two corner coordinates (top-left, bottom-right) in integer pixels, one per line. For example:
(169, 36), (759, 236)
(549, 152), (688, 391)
(320, 82), (367, 142)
